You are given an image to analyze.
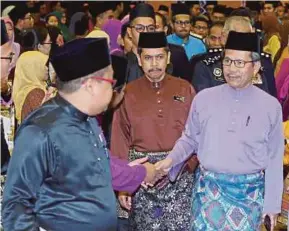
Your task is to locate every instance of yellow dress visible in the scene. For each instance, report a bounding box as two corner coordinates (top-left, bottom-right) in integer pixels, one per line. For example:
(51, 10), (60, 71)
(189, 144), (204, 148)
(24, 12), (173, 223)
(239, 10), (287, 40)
(263, 35), (281, 63)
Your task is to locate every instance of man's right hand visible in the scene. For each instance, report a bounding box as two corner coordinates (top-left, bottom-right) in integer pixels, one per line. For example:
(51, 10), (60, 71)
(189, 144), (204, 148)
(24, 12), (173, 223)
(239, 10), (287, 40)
(118, 192), (132, 210)
(155, 158), (173, 173)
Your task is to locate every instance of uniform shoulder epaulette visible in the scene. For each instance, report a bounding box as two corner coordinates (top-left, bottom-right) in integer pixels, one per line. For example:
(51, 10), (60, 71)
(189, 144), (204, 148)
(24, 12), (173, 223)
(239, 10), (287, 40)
(202, 48), (223, 66)
(260, 52), (271, 59)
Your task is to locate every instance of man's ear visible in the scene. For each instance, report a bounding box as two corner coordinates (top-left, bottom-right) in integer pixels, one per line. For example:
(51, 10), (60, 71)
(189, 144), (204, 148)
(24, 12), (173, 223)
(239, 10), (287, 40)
(117, 34), (124, 46)
(137, 52), (142, 67)
(164, 26), (168, 35)
(127, 27), (133, 40)
(253, 60), (261, 77)
(167, 51), (171, 65)
(84, 78), (94, 95)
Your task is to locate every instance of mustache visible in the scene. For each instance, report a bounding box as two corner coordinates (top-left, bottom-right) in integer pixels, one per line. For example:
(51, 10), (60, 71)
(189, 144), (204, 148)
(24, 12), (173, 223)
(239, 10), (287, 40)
(148, 68), (162, 73)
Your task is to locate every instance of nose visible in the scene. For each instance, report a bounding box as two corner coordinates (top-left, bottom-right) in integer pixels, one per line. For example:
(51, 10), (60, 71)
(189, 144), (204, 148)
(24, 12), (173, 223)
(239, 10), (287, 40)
(215, 39), (221, 47)
(152, 57), (158, 66)
(228, 62), (239, 72)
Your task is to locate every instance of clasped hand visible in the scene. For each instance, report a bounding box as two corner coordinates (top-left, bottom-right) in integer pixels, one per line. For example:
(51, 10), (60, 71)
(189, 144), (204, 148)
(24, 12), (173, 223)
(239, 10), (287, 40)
(129, 157), (173, 188)
(119, 157), (173, 210)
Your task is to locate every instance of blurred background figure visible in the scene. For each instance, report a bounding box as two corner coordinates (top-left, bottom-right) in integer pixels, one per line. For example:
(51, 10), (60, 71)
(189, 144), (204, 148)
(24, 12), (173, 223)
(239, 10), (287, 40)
(191, 16), (209, 39)
(102, 19), (123, 55)
(261, 15), (281, 64)
(8, 5), (34, 43)
(205, 22), (224, 49)
(211, 5), (227, 23)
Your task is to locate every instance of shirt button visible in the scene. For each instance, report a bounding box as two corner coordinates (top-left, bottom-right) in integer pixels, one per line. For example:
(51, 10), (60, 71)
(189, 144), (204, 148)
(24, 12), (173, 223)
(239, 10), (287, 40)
(235, 99), (239, 102)
(233, 110), (237, 113)
(156, 91), (160, 95)
(158, 109), (162, 113)
(94, 143), (97, 147)
(232, 121), (235, 125)
(97, 158), (101, 161)
(89, 131), (93, 134)
(157, 100), (161, 104)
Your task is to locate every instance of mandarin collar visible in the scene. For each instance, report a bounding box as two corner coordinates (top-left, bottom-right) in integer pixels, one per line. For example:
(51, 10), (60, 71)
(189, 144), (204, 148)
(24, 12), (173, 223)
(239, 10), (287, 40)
(172, 33), (190, 45)
(223, 84), (254, 99)
(54, 94), (88, 121)
(143, 74), (168, 90)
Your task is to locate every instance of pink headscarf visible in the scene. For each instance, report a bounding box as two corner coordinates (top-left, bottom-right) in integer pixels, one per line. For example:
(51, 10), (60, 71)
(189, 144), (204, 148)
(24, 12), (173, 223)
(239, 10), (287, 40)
(276, 58), (289, 102)
(1, 17), (20, 73)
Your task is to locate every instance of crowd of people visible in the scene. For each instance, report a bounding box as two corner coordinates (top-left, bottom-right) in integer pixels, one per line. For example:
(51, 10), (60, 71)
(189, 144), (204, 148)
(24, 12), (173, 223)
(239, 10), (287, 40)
(1, 1), (289, 231)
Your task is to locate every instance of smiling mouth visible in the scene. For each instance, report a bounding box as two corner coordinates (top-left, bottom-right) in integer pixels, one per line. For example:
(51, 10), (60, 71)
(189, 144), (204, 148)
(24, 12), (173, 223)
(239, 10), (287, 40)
(228, 76), (240, 79)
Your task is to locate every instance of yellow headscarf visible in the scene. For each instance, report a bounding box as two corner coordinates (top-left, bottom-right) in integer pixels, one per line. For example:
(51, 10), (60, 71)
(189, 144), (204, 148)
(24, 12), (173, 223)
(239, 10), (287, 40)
(12, 51), (49, 122)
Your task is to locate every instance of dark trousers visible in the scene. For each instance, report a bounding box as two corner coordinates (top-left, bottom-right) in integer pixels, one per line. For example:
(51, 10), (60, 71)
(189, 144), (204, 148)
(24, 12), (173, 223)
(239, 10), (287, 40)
(117, 218), (129, 231)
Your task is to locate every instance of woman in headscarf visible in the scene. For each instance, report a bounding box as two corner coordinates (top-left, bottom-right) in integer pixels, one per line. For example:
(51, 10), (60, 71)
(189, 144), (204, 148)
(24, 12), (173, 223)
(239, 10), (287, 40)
(46, 11), (72, 42)
(1, 19), (15, 160)
(13, 27), (56, 124)
(1, 18), (20, 159)
(12, 51), (56, 124)
(1, 17), (20, 80)
(261, 15), (281, 64)
(102, 18), (123, 55)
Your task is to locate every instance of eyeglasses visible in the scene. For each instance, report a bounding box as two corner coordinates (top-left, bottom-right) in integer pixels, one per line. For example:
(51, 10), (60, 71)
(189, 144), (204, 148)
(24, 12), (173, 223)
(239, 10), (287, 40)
(174, 20), (191, 26)
(131, 24), (156, 33)
(194, 25), (208, 30)
(86, 76), (117, 88)
(222, 57), (258, 68)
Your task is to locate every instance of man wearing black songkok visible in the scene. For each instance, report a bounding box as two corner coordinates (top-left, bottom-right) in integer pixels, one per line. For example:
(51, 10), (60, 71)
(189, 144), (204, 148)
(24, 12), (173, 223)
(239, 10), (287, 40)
(112, 32), (197, 230)
(2, 38), (160, 231)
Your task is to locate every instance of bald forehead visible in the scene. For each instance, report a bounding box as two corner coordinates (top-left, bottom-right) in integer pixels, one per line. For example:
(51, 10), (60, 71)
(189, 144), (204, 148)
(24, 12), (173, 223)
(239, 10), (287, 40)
(232, 22), (252, 33)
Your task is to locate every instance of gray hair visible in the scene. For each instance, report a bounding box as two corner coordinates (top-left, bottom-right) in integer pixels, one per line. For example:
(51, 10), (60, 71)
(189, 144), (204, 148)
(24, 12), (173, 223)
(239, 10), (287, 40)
(223, 16), (253, 34)
(56, 66), (110, 94)
(251, 52), (261, 62)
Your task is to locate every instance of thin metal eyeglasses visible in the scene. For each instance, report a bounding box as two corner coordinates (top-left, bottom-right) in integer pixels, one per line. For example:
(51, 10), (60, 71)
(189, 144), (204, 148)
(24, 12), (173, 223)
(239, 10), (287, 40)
(222, 57), (259, 68)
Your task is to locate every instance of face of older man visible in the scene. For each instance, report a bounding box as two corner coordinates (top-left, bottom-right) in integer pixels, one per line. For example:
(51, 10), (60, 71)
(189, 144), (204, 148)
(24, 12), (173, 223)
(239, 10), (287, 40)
(223, 49), (260, 89)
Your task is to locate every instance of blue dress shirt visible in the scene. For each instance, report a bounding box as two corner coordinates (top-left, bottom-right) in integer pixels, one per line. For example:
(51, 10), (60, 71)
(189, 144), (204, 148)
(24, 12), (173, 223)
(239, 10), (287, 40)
(2, 94), (117, 231)
(167, 33), (207, 60)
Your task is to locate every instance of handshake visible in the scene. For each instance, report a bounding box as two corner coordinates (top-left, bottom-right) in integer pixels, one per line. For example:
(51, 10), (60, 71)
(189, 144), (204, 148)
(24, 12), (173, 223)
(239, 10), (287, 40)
(129, 157), (174, 187)
(119, 157), (174, 211)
